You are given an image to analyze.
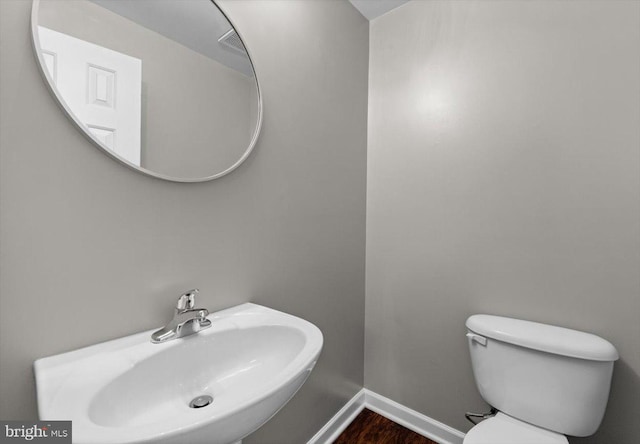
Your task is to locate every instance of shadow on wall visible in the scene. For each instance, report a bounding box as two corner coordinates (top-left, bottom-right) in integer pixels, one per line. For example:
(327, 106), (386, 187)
(571, 359), (640, 444)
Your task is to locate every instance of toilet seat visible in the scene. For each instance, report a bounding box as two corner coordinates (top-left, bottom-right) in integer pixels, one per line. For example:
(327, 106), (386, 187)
(463, 412), (568, 444)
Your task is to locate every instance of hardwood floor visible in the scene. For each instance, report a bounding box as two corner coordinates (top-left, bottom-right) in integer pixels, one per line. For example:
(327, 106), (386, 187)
(333, 409), (438, 444)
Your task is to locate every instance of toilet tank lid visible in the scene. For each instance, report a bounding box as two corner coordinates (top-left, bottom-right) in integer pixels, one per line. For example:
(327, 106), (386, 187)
(466, 315), (619, 362)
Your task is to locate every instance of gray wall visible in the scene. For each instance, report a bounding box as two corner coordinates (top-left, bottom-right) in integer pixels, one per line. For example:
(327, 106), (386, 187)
(0, 1), (368, 443)
(365, 1), (640, 444)
(38, 0), (258, 178)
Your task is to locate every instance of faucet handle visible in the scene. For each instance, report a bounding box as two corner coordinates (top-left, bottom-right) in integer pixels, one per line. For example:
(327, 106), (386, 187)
(176, 289), (199, 310)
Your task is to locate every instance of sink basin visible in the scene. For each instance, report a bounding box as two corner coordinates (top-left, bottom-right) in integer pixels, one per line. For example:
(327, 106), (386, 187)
(35, 303), (323, 444)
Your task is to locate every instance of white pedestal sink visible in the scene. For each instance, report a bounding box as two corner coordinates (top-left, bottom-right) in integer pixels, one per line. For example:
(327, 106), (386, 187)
(34, 303), (323, 444)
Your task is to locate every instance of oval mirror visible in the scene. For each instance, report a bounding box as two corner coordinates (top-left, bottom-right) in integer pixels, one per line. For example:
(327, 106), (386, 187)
(31, 0), (262, 182)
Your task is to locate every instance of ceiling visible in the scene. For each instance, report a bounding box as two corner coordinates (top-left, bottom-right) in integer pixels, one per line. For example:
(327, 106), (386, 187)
(349, 0), (410, 21)
(86, 0), (411, 77)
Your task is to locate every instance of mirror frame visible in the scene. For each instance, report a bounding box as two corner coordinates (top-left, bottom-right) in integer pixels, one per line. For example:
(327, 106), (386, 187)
(30, 0), (263, 183)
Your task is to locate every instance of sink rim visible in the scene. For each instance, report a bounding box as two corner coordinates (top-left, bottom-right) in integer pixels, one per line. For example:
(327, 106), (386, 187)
(34, 303), (323, 444)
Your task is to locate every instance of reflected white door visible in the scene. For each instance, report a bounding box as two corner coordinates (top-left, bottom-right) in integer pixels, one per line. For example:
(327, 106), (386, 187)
(38, 26), (142, 166)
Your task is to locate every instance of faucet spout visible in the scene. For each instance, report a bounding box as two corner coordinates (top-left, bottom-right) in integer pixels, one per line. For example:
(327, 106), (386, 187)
(151, 290), (211, 344)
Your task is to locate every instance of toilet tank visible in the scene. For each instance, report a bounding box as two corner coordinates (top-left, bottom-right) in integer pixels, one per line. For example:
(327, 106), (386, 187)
(466, 315), (618, 437)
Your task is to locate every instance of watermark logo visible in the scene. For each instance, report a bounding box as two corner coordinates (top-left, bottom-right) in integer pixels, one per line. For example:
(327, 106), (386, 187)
(0, 421), (71, 443)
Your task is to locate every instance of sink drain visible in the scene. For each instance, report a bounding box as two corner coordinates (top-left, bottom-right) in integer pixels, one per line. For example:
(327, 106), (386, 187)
(189, 395), (214, 409)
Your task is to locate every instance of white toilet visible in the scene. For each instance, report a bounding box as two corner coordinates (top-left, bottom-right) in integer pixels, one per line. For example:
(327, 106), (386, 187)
(464, 314), (619, 444)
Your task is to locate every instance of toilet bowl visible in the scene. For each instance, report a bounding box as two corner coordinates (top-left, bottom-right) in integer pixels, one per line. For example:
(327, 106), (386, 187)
(463, 412), (567, 444)
(464, 315), (618, 443)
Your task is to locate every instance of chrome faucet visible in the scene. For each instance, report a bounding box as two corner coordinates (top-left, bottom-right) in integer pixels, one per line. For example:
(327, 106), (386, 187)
(151, 289), (211, 344)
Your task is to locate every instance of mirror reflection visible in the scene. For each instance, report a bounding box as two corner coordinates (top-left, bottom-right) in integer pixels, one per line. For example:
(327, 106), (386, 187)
(33, 0), (261, 181)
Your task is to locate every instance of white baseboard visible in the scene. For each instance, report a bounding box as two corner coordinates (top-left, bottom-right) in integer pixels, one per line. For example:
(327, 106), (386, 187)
(307, 389), (465, 444)
(306, 389), (367, 444)
(364, 390), (465, 444)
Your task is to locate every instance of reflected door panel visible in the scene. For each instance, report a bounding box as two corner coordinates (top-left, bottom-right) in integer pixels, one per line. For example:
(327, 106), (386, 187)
(38, 26), (142, 166)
